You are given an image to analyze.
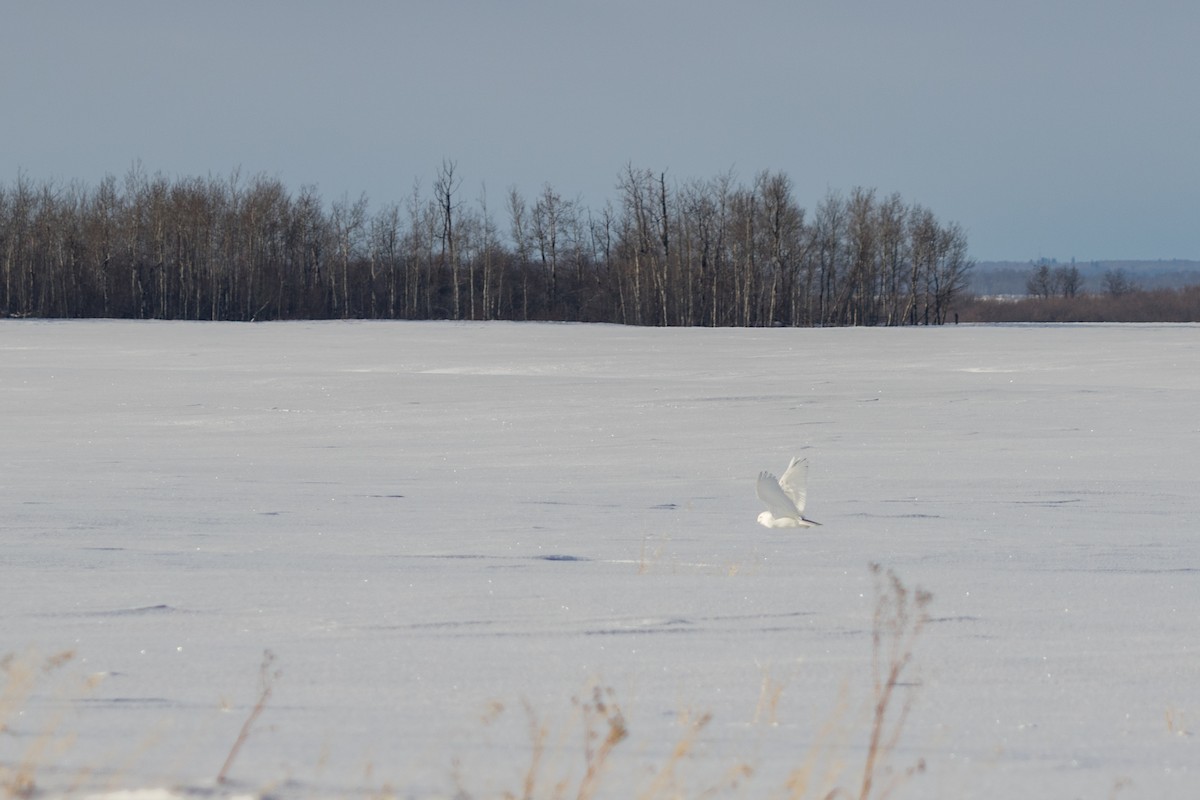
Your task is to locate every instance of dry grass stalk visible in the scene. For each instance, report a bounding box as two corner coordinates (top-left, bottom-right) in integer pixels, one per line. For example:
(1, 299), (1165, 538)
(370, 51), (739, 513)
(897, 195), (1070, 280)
(216, 649), (279, 785)
(575, 686), (628, 800)
(638, 536), (669, 575)
(1, 650), (94, 799)
(780, 683), (852, 800)
(855, 563), (931, 800)
(754, 665), (787, 727)
(1165, 707), (1190, 736)
(482, 686), (627, 800)
(637, 709), (712, 799)
(782, 565), (931, 800)
(514, 698), (549, 800)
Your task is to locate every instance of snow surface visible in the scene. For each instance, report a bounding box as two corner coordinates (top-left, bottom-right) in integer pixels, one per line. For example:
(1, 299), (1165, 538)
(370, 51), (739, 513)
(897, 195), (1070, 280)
(3, 320), (1198, 799)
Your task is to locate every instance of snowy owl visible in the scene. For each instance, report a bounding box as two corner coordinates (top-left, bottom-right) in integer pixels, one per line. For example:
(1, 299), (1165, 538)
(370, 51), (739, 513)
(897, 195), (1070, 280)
(756, 457), (821, 528)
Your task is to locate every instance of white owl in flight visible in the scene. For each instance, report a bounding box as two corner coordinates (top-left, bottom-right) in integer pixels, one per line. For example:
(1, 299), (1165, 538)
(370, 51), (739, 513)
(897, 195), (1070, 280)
(756, 456), (821, 528)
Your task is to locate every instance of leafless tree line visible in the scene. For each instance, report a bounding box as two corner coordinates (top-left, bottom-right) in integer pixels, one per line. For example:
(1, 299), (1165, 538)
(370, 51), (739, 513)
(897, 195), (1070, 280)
(1027, 262), (1142, 299)
(0, 164), (972, 325)
(1026, 263), (1083, 298)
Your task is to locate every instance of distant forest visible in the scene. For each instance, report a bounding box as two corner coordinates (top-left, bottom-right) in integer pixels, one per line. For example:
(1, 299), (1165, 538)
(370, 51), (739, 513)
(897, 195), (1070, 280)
(962, 259), (1200, 322)
(970, 259), (1200, 296)
(959, 286), (1200, 323)
(0, 164), (973, 326)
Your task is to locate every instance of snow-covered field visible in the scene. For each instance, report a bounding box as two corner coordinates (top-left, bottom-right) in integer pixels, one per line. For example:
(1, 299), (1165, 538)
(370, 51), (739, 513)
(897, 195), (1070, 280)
(3, 320), (1198, 799)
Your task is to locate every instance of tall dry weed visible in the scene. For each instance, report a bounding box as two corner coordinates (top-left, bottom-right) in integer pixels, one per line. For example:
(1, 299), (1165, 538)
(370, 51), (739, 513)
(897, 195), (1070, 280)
(463, 564), (931, 800)
(1, 650), (103, 799)
(3, 566), (932, 800)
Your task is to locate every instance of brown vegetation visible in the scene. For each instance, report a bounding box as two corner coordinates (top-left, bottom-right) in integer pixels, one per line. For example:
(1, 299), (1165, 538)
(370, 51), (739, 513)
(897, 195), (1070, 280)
(0, 166), (970, 326)
(2, 567), (932, 799)
(1, 650), (93, 798)
(456, 564), (931, 800)
(960, 286), (1200, 323)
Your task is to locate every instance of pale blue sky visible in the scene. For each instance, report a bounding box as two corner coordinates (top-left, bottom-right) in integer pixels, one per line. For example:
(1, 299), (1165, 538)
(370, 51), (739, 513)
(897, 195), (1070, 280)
(3, 1), (1197, 261)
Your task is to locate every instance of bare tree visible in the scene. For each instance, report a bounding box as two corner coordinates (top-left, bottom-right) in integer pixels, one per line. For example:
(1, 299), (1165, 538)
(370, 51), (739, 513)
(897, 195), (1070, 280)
(589, 202), (621, 322)
(845, 186), (879, 325)
(1103, 267), (1134, 297)
(907, 206), (940, 324)
(928, 221), (973, 324)
(506, 186), (532, 320)
(475, 186), (500, 320)
(369, 202), (403, 317)
(656, 172), (672, 324)
(330, 193), (368, 318)
(532, 183), (575, 317)
(1025, 264), (1054, 298)
(727, 185), (758, 326)
(616, 164), (660, 325)
(876, 193), (908, 326)
(1053, 264), (1082, 298)
(403, 180), (426, 318)
(812, 191), (848, 325)
(758, 171), (805, 326)
(434, 160), (462, 319)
